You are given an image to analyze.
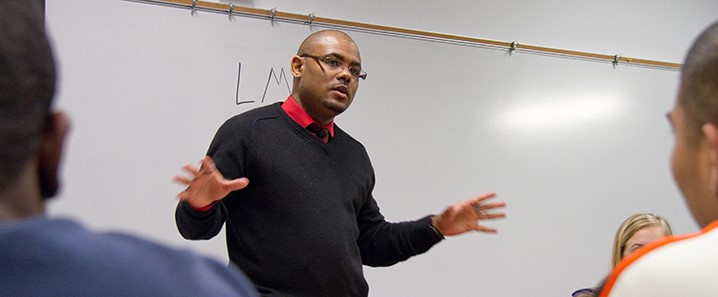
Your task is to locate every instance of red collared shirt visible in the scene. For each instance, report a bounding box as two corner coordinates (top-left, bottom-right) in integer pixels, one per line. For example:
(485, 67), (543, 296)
(281, 95), (335, 139)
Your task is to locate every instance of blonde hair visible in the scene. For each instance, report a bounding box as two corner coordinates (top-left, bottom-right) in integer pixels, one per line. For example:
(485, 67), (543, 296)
(611, 213), (672, 268)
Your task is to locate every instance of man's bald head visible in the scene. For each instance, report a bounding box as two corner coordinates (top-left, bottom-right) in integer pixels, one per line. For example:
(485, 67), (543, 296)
(289, 30), (362, 125)
(296, 30), (359, 58)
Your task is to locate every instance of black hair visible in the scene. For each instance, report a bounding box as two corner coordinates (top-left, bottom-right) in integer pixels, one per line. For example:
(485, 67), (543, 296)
(0, 0), (56, 189)
(678, 20), (718, 144)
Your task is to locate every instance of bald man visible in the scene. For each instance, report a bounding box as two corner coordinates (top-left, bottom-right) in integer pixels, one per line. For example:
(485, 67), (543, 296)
(175, 30), (507, 296)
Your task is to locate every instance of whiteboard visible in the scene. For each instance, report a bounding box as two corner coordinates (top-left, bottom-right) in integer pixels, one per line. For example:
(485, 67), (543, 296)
(45, 1), (714, 296)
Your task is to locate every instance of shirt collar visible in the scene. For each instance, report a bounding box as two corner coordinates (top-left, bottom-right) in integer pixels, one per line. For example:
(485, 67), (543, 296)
(281, 95), (335, 138)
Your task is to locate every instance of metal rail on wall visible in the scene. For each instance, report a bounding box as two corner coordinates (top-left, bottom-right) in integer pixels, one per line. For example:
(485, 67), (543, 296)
(125, 0), (682, 71)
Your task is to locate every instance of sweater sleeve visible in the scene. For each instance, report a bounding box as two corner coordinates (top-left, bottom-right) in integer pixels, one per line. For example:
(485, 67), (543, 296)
(175, 200), (227, 240)
(174, 116), (246, 241)
(356, 194), (444, 267)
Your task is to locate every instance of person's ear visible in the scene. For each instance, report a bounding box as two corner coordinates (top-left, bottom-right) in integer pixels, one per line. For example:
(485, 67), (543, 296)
(38, 111), (70, 199)
(702, 123), (718, 196)
(290, 55), (304, 78)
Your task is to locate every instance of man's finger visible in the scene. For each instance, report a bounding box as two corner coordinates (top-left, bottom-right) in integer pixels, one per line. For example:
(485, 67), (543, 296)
(182, 163), (200, 176)
(226, 177), (250, 191)
(173, 175), (191, 185)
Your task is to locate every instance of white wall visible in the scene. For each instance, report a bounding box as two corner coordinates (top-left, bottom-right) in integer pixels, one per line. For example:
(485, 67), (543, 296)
(45, 1), (718, 296)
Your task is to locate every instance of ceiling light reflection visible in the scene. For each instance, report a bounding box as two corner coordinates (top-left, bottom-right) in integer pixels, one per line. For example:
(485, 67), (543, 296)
(495, 93), (626, 133)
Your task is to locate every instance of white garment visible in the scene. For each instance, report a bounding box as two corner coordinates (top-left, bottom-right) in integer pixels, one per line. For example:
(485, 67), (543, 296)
(602, 220), (718, 297)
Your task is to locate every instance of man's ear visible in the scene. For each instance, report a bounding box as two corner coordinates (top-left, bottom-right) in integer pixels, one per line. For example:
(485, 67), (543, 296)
(290, 55), (304, 78)
(39, 111), (70, 199)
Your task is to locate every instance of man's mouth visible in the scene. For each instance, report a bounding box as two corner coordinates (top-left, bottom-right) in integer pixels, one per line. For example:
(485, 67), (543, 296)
(332, 85), (349, 97)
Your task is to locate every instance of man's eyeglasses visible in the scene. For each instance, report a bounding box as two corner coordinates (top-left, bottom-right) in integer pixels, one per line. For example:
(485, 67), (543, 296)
(300, 54), (367, 80)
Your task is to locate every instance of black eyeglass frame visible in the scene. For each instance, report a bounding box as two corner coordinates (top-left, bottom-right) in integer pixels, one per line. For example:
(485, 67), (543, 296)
(300, 54), (367, 80)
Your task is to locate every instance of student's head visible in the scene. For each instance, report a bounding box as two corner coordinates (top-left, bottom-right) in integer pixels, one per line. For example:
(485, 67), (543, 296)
(610, 213), (672, 268)
(290, 30), (363, 125)
(0, 0), (68, 220)
(669, 21), (718, 228)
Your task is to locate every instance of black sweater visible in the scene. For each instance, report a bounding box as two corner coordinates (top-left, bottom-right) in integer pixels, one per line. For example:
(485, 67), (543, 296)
(176, 103), (443, 297)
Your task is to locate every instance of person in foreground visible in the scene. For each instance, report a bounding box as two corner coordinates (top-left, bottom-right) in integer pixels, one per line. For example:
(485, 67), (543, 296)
(0, 1), (257, 296)
(174, 29), (507, 296)
(598, 20), (718, 297)
(572, 213), (672, 297)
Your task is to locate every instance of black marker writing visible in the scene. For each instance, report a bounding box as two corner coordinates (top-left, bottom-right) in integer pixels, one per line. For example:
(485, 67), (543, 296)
(235, 62), (291, 105)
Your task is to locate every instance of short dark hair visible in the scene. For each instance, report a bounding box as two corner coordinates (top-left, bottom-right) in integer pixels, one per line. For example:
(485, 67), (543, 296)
(0, 0), (56, 189)
(678, 20), (718, 145)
